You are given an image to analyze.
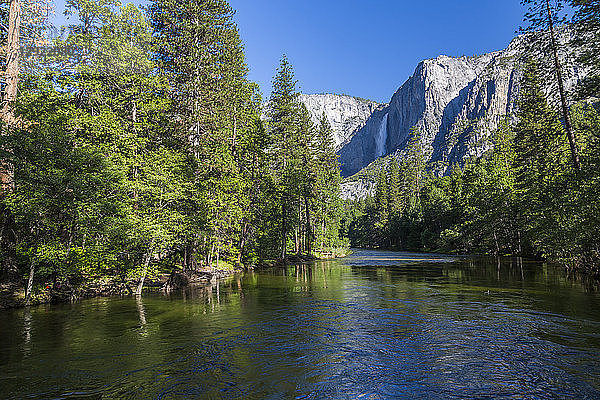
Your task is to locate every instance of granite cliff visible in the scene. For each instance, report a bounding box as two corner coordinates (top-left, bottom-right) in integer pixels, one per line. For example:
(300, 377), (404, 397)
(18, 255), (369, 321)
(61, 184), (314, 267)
(299, 94), (383, 151)
(300, 33), (586, 180)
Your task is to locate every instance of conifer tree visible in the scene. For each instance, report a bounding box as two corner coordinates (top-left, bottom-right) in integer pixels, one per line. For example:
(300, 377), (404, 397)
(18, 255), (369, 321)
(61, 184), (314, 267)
(403, 126), (426, 203)
(520, 0), (581, 170)
(149, 0), (261, 269)
(314, 114), (343, 254)
(266, 56), (303, 259)
(570, 0), (600, 98)
(373, 167), (389, 247)
(486, 120), (520, 254)
(513, 58), (571, 258)
(386, 159), (401, 213)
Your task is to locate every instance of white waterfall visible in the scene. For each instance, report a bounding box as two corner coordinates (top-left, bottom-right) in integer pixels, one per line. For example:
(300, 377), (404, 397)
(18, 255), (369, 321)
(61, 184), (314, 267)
(375, 113), (389, 158)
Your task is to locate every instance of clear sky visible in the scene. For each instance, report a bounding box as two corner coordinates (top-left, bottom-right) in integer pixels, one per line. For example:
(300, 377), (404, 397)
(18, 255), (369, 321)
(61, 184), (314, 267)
(51, 0), (527, 103)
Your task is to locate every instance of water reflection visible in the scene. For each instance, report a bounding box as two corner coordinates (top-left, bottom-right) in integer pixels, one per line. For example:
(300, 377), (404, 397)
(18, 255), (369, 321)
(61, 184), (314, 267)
(22, 308), (32, 357)
(135, 295), (147, 336)
(0, 249), (599, 399)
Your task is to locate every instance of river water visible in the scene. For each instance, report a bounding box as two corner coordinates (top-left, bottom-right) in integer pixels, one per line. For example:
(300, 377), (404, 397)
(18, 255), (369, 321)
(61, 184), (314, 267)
(1, 249), (600, 399)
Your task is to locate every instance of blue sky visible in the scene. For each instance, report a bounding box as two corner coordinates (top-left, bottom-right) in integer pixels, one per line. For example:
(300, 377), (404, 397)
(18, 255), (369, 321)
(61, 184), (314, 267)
(52, 0), (527, 103)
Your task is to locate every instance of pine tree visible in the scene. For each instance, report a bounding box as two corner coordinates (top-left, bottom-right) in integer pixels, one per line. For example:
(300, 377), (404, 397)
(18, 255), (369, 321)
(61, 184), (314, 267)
(403, 126), (426, 203)
(373, 167), (389, 247)
(149, 0), (261, 270)
(265, 56), (304, 259)
(520, 0), (581, 170)
(486, 120), (520, 254)
(314, 113), (343, 254)
(513, 58), (572, 259)
(570, 0), (600, 98)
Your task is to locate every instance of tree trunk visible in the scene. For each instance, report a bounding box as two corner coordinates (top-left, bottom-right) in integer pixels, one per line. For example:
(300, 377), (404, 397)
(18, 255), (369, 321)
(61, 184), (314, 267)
(305, 195), (312, 256)
(232, 109), (237, 159)
(298, 204), (303, 255)
(0, 0), (21, 192)
(493, 230), (500, 256)
(280, 201), (287, 260)
(208, 241), (215, 269)
(24, 261), (35, 306)
(2, 0), (20, 120)
(182, 245), (187, 273)
(321, 218), (326, 252)
(132, 103), (139, 209)
(215, 247), (220, 270)
(237, 221), (250, 265)
(0, 208), (17, 282)
(545, 0), (581, 171)
(136, 239), (156, 296)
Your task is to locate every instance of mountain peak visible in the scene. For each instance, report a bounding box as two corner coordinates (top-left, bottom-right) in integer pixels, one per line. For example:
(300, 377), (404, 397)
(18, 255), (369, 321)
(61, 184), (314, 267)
(327, 31), (585, 179)
(299, 93), (385, 150)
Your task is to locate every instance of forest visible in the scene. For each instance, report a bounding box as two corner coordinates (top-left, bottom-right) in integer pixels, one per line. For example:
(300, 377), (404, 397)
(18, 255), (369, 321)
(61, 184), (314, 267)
(342, 1), (600, 276)
(0, 0), (599, 306)
(0, 0), (346, 305)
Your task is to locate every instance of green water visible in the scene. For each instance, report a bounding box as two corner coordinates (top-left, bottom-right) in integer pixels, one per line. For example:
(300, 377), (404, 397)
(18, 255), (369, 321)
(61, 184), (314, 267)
(1, 249), (599, 399)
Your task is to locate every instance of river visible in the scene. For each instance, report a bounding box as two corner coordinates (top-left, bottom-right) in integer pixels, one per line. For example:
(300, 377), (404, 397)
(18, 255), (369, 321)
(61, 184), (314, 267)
(1, 249), (600, 399)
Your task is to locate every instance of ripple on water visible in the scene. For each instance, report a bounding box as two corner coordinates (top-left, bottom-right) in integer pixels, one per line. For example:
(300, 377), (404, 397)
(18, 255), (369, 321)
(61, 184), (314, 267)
(1, 250), (600, 399)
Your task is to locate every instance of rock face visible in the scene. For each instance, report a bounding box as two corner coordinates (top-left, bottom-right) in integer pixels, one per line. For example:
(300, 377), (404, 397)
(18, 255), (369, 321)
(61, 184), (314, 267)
(299, 94), (384, 151)
(335, 32), (587, 177)
(340, 179), (375, 201)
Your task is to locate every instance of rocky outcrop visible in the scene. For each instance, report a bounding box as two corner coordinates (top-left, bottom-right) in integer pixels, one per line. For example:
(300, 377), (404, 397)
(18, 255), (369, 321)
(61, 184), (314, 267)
(340, 179), (375, 201)
(299, 94), (384, 150)
(337, 31), (587, 177)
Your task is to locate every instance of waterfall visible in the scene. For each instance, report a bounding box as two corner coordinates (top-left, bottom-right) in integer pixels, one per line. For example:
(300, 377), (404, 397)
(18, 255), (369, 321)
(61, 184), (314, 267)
(375, 113), (389, 158)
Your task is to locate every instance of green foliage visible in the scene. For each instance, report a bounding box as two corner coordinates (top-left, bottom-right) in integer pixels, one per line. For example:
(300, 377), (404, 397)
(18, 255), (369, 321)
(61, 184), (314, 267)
(0, 0), (347, 297)
(344, 60), (600, 274)
(570, 0), (600, 98)
(261, 58), (346, 260)
(3, 0), (600, 301)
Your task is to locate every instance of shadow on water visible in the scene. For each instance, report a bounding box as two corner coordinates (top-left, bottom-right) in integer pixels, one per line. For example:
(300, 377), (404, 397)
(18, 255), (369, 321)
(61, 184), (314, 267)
(1, 248), (600, 399)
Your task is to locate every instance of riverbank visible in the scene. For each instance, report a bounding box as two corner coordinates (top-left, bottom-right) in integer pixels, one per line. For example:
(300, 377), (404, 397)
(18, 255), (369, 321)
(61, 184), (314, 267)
(0, 249), (352, 310)
(3, 250), (600, 399)
(256, 248), (352, 268)
(0, 268), (240, 310)
(365, 243), (600, 280)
